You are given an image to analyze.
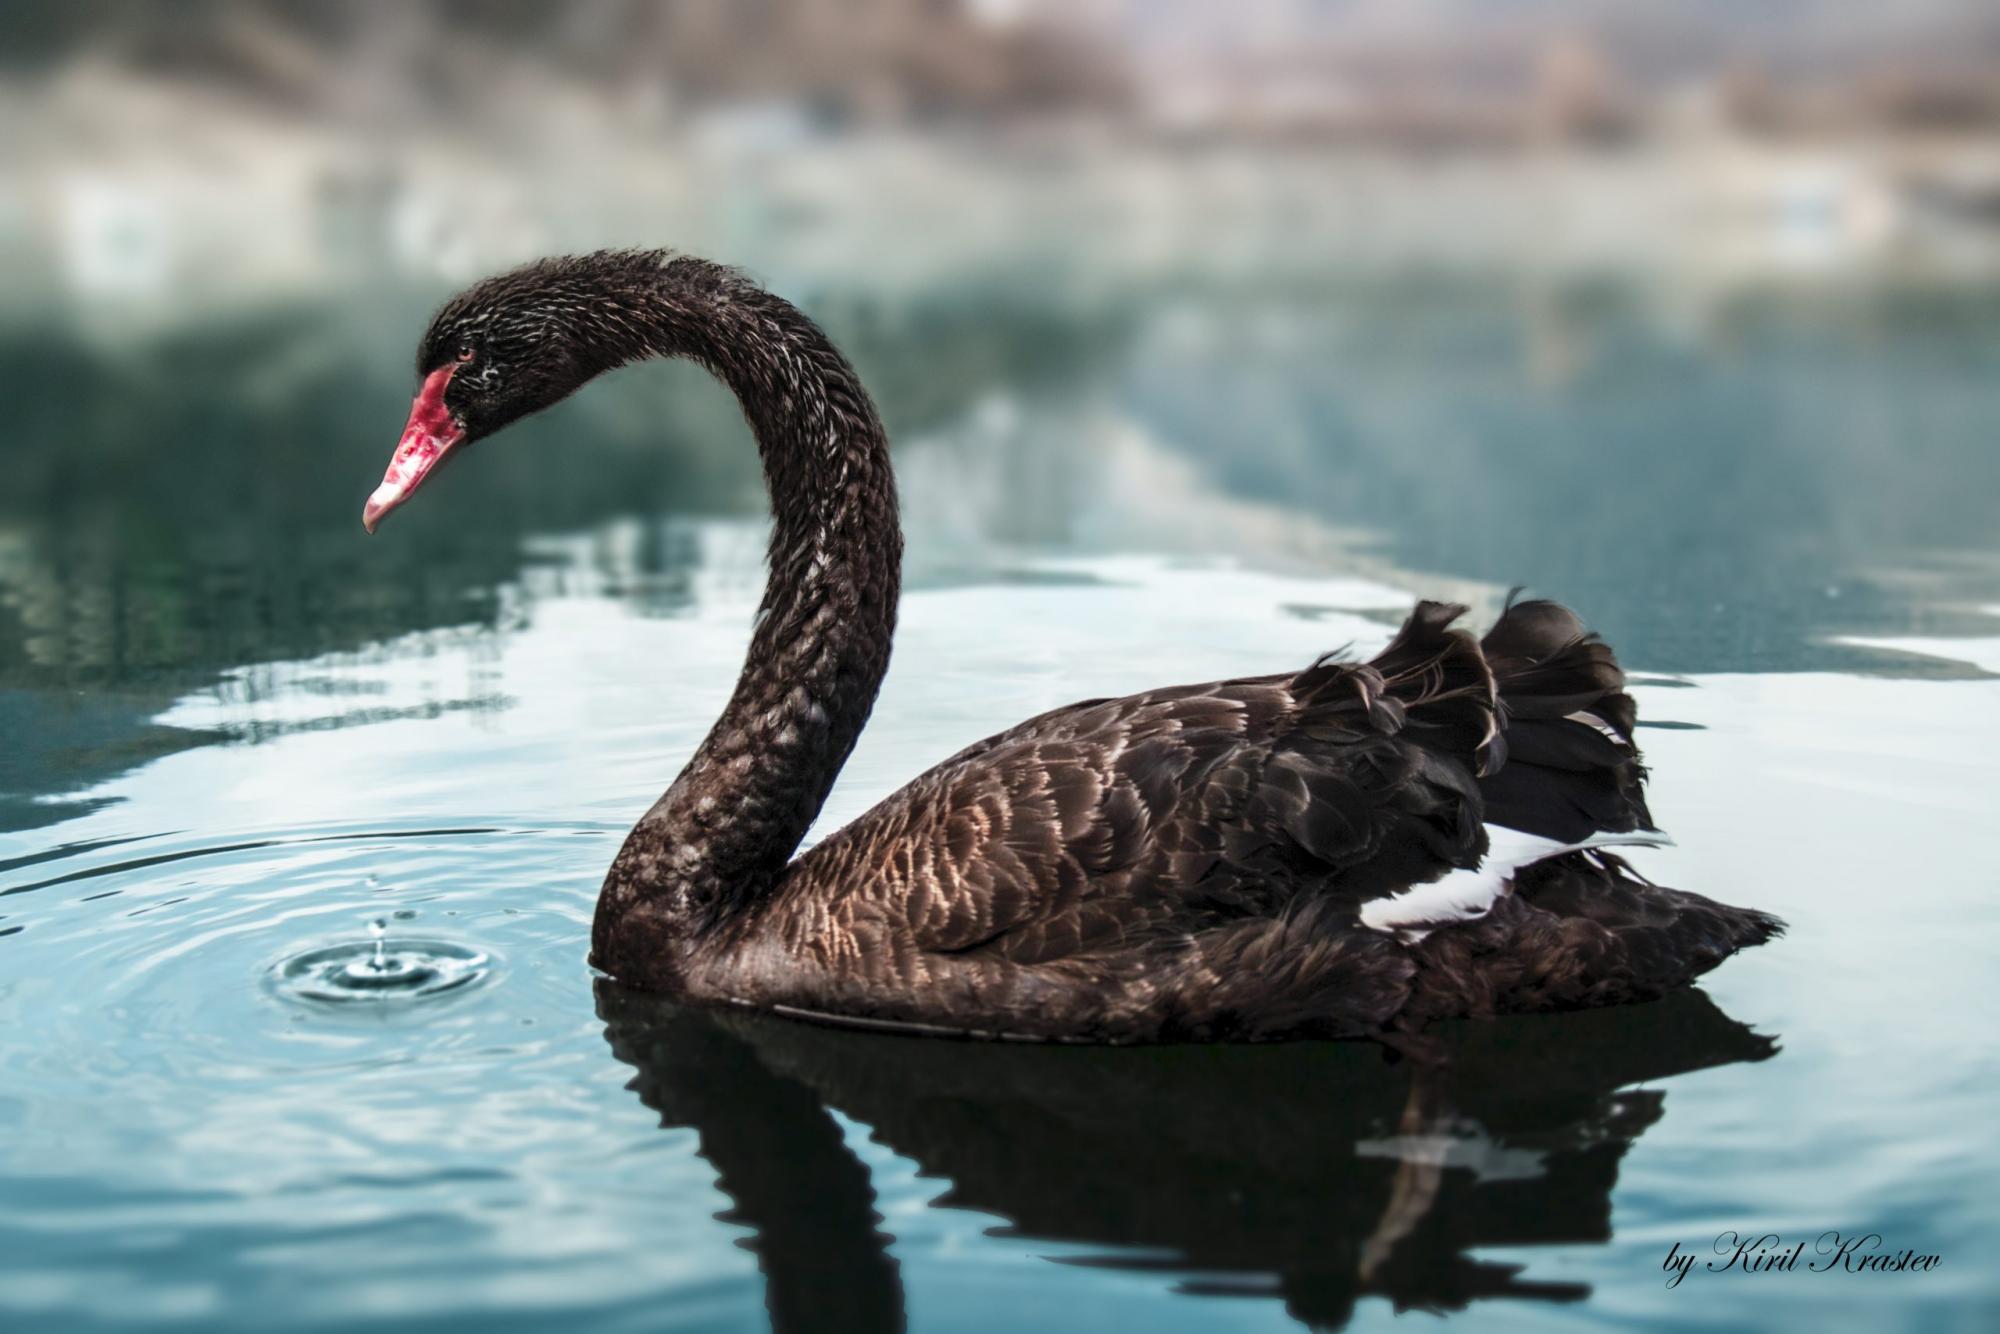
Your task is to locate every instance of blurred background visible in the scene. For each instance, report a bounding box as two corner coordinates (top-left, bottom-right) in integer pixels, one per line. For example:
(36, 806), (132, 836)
(11, 0), (2000, 824)
(6, 9), (2000, 1332)
(4, 0), (2000, 813)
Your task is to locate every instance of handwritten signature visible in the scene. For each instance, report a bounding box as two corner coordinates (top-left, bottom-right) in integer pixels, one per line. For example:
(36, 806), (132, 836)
(1664, 1232), (1941, 1288)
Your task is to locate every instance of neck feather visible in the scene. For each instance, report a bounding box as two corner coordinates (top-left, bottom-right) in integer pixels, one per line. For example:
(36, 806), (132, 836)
(594, 257), (900, 956)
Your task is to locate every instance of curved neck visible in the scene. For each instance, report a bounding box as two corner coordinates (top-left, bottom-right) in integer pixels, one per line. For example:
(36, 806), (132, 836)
(598, 258), (900, 944)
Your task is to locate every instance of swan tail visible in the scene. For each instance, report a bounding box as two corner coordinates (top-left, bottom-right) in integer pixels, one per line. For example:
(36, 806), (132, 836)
(1268, 601), (1497, 873)
(1476, 595), (1655, 843)
(1404, 852), (1786, 1021)
(1292, 599), (1500, 769)
(1359, 596), (1788, 1012)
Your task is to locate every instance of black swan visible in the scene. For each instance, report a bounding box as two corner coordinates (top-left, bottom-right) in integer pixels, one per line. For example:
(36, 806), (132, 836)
(365, 249), (1782, 1042)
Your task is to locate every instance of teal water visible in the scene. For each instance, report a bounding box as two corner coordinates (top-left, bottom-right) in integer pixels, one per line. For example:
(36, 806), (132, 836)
(2, 278), (1997, 1331)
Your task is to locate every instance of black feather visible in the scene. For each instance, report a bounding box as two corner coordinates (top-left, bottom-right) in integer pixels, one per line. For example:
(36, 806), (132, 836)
(416, 252), (1784, 1041)
(1478, 599), (1654, 840)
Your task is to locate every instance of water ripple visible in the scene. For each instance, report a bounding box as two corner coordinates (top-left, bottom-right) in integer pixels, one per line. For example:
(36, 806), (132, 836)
(0, 825), (511, 897)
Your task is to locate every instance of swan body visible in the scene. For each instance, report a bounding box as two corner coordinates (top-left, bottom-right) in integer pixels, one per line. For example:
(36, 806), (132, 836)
(369, 250), (1781, 1042)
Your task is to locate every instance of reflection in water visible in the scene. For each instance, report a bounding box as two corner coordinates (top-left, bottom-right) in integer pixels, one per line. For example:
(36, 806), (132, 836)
(601, 992), (907, 1334)
(599, 986), (1778, 1331)
(0, 292), (1122, 830)
(6, 281), (1999, 830)
(1120, 283), (2000, 675)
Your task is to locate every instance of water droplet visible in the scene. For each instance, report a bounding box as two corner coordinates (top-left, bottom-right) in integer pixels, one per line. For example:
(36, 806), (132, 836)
(268, 934), (495, 1006)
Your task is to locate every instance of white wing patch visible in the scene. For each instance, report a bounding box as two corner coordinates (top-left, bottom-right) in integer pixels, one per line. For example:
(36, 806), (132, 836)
(1359, 824), (1672, 943)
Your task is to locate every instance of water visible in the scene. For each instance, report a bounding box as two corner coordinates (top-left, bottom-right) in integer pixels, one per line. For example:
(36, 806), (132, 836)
(266, 917), (494, 1004)
(2, 277), (1997, 1331)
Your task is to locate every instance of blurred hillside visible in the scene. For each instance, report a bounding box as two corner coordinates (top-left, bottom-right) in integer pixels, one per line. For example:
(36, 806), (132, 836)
(6, 0), (2000, 323)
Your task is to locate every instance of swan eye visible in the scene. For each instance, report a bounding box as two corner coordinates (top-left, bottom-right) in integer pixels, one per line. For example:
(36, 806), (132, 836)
(456, 343), (477, 364)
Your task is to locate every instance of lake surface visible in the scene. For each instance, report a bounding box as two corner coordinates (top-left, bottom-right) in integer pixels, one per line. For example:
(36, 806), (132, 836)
(2, 276), (1997, 1331)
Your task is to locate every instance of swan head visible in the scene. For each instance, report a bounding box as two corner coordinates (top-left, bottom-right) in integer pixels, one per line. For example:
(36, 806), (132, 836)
(366, 252), (664, 533)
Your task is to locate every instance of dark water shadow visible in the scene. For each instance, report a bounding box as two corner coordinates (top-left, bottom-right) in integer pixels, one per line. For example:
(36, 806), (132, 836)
(597, 985), (1779, 1332)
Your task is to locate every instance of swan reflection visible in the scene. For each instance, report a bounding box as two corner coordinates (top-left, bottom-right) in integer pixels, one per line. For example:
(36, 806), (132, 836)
(598, 985), (1778, 1331)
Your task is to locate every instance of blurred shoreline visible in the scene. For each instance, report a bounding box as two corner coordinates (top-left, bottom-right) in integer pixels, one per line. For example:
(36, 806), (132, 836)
(6, 2), (2000, 330)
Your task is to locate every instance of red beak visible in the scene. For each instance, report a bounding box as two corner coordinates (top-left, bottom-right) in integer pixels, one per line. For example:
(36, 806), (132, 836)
(364, 365), (466, 533)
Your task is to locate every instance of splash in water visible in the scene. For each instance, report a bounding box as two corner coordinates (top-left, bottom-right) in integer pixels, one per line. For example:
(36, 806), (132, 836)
(268, 915), (494, 1004)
